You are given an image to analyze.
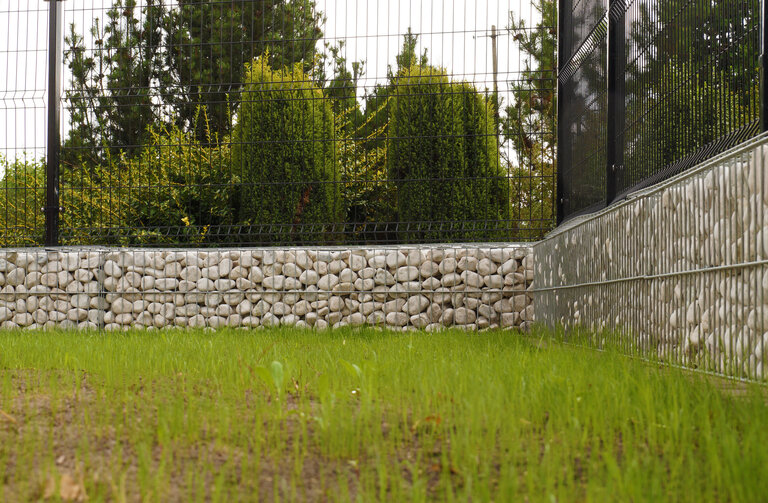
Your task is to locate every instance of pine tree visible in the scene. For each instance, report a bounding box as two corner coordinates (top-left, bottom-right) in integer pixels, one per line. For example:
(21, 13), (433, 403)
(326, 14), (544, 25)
(63, 0), (325, 158)
(503, 0), (557, 238)
(63, 0), (165, 167)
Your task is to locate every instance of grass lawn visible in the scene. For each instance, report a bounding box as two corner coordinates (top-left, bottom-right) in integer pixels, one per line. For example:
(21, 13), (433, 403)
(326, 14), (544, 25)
(0, 328), (766, 502)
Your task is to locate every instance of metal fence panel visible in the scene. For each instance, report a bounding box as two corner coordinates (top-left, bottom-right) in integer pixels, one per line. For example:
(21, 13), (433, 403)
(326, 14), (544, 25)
(0, 0), (558, 248)
(558, 0), (762, 222)
(618, 0), (761, 198)
(558, 15), (607, 218)
(0, 3), (50, 246)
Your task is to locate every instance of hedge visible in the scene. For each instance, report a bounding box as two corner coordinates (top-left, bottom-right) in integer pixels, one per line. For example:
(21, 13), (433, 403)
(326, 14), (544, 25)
(388, 66), (509, 242)
(233, 55), (342, 244)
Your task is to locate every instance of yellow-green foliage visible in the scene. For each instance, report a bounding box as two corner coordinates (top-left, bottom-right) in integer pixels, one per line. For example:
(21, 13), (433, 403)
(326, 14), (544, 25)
(0, 124), (236, 247)
(0, 155), (123, 246)
(0, 156), (45, 246)
(337, 98), (397, 239)
(234, 54), (342, 244)
(388, 66), (510, 242)
(114, 125), (237, 245)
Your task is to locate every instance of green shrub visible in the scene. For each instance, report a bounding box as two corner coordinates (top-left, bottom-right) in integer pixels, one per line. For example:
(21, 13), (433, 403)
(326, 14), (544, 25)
(0, 156), (45, 246)
(0, 155), (133, 247)
(0, 120), (238, 247)
(234, 55), (342, 244)
(336, 99), (398, 243)
(388, 66), (509, 242)
(112, 124), (238, 245)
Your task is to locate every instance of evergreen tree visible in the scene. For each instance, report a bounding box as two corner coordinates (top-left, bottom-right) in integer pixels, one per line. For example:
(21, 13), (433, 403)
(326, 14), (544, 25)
(336, 29), (429, 241)
(160, 0), (324, 141)
(63, 0), (325, 159)
(233, 56), (341, 245)
(63, 0), (165, 166)
(317, 40), (365, 126)
(503, 0), (557, 237)
(389, 66), (509, 242)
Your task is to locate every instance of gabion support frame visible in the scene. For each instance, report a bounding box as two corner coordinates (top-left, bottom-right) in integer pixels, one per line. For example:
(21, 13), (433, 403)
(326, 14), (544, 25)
(535, 133), (768, 381)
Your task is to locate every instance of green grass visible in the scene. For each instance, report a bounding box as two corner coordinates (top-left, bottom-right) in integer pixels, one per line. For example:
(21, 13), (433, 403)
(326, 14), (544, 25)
(0, 327), (766, 502)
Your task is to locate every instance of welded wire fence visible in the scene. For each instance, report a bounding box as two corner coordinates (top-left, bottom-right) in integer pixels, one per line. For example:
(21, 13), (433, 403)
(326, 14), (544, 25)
(558, 0), (762, 222)
(0, 3), (50, 246)
(0, 0), (557, 248)
(556, 0), (606, 220)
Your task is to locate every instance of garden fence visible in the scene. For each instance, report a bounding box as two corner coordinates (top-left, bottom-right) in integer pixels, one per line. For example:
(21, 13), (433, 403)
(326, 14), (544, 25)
(0, 0), (556, 248)
(558, 0), (763, 222)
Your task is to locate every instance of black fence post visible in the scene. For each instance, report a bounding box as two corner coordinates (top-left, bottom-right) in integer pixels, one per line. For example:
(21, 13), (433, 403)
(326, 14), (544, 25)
(45, 0), (63, 247)
(556, 0), (568, 224)
(606, 0), (625, 205)
(761, 0), (768, 132)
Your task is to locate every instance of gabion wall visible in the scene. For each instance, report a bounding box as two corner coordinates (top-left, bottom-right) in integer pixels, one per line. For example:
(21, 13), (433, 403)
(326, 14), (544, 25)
(535, 135), (768, 380)
(0, 245), (533, 332)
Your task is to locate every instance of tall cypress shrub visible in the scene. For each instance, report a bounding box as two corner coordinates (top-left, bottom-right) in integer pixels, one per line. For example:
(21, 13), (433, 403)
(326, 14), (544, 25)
(234, 55), (341, 244)
(388, 66), (509, 242)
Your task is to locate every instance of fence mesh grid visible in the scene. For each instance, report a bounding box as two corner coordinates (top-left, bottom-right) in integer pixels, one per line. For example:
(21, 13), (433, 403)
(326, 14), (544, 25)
(558, 0), (762, 221)
(0, 0), (557, 248)
(557, 0), (606, 219)
(618, 0), (761, 198)
(0, 3), (49, 246)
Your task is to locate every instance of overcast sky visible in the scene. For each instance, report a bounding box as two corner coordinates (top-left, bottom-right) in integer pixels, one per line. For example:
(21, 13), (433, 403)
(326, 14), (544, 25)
(0, 0), (541, 162)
